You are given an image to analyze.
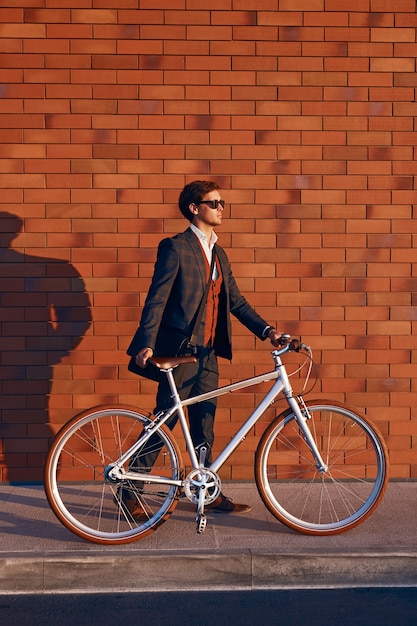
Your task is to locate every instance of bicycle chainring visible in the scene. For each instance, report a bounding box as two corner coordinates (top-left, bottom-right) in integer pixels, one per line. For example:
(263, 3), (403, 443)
(183, 469), (221, 505)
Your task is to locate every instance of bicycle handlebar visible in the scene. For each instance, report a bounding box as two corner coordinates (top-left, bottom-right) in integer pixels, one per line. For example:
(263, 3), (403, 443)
(274, 335), (310, 355)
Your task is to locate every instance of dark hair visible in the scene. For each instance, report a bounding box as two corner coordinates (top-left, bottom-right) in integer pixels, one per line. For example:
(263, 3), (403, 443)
(178, 180), (220, 221)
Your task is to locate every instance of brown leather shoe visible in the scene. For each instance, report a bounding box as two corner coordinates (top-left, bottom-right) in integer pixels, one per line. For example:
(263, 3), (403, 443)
(206, 494), (251, 514)
(114, 489), (148, 522)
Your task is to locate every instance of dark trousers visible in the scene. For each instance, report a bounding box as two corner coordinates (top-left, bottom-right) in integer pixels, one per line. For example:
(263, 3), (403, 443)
(135, 347), (219, 470)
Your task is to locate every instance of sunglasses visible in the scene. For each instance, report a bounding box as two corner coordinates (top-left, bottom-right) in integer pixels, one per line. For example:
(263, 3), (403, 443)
(197, 199), (225, 209)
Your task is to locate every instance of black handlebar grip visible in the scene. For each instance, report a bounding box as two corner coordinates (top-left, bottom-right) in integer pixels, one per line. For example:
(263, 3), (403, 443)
(289, 339), (301, 352)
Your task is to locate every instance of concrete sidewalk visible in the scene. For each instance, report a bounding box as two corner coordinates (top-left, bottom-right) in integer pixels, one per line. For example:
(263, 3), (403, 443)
(0, 481), (416, 593)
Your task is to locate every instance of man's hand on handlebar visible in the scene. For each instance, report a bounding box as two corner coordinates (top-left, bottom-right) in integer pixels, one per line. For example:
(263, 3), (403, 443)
(267, 329), (287, 347)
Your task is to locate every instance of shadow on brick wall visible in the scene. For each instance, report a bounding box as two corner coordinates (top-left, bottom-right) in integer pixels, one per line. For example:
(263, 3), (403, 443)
(0, 212), (92, 482)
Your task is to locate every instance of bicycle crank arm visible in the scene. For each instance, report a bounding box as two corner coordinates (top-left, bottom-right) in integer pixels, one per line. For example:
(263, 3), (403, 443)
(195, 488), (208, 534)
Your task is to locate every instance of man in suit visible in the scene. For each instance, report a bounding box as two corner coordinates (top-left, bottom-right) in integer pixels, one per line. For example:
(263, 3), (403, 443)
(127, 180), (283, 514)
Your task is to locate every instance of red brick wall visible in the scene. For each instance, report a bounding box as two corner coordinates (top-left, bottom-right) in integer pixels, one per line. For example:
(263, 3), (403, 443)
(1, 0), (416, 481)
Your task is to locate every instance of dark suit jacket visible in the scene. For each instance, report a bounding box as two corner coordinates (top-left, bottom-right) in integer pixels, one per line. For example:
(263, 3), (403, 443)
(127, 227), (269, 361)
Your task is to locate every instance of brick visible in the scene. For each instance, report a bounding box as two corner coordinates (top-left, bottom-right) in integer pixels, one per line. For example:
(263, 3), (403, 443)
(371, 28), (415, 43)
(326, 86), (370, 102)
(350, 73), (394, 88)
(302, 130), (346, 145)
(278, 86), (323, 101)
(233, 56), (277, 71)
(303, 71), (347, 86)
(325, 117), (367, 131)
(302, 189), (347, 205)
(0, 23), (45, 38)
(369, 321), (412, 336)
(304, 42), (349, 59)
(372, 58), (415, 73)
(302, 102), (347, 116)
(370, 117), (413, 132)
(373, 0), (415, 12)
(325, 146), (367, 163)
(394, 42), (417, 57)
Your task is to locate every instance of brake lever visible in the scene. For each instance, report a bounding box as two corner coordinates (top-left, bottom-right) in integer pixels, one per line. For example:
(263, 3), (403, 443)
(289, 338), (311, 353)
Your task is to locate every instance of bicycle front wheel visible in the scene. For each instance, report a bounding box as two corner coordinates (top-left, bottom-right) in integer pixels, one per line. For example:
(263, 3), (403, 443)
(255, 400), (389, 535)
(44, 405), (183, 544)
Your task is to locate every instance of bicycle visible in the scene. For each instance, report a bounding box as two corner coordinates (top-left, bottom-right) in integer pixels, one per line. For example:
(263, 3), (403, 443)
(44, 336), (389, 545)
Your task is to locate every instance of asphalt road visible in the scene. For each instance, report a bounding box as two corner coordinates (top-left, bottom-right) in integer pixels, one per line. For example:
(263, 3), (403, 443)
(1, 588), (417, 626)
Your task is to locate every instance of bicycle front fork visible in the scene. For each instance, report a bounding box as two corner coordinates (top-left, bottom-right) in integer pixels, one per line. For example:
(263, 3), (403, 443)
(289, 396), (328, 474)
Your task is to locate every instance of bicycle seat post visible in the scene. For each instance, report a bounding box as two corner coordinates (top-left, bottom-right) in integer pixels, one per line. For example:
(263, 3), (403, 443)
(197, 445), (207, 467)
(165, 367), (179, 399)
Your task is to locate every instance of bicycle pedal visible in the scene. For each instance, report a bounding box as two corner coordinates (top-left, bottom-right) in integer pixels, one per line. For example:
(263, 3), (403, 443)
(196, 513), (207, 534)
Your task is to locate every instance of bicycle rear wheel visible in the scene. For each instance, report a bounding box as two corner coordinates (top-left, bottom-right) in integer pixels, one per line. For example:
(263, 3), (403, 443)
(44, 405), (183, 544)
(255, 400), (388, 535)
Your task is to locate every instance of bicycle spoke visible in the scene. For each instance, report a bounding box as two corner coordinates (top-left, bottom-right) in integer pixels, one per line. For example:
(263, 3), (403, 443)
(44, 406), (183, 544)
(255, 401), (388, 535)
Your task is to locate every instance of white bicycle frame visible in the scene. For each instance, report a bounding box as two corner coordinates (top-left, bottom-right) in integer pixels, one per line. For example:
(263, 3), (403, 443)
(106, 346), (328, 487)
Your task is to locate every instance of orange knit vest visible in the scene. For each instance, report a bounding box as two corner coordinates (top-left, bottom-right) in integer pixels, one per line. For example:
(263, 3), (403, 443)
(203, 256), (223, 346)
